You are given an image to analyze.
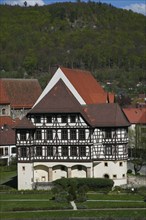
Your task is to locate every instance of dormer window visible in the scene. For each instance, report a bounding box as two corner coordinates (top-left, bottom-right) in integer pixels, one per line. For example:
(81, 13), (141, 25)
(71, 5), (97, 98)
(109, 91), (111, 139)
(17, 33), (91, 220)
(2, 108), (6, 115)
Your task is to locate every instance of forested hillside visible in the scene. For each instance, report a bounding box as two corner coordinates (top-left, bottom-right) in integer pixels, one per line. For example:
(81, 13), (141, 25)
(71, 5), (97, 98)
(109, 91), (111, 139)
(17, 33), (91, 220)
(0, 2), (146, 94)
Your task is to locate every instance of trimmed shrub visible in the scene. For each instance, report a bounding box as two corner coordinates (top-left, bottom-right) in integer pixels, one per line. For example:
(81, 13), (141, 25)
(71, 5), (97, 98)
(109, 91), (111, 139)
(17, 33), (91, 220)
(53, 178), (114, 192)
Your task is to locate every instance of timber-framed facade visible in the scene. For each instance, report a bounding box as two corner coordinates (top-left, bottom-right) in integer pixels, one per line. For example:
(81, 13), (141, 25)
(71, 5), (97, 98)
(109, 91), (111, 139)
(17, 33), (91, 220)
(15, 67), (130, 190)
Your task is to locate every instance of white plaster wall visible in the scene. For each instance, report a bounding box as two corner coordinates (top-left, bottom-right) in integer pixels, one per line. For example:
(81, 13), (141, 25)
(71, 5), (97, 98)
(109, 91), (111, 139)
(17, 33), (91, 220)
(17, 163), (33, 190)
(53, 169), (67, 181)
(72, 168), (86, 178)
(93, 160), (127, 186)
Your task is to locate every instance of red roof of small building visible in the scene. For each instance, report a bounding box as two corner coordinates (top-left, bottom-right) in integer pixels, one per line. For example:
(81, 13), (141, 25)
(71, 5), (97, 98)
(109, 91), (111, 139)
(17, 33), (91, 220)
(0, 125), (15, 145)
(14, 117), (35, 129)
(123, 108), (146, 124)
(60, 67), (109, 104)
(0, 116), (20, 126)
(0, 79), (42, 108)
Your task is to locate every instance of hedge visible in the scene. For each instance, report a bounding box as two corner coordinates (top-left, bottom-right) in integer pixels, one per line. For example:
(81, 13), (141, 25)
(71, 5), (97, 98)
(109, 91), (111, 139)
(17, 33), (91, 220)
(53, 178), (114, 192)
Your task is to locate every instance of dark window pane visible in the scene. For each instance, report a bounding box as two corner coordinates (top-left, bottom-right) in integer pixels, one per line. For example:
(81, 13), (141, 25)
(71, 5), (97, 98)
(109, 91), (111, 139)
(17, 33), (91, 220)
(35, 116), (41, 123)
(36, 130), (42, 140)
(47, 146), (53, 156)
(70, 146), (77, 156)
(105, 130), (112, 138)
(21, 147), (27, 157)
(47, 116), (52, 123)
(47, 130), (53, 140)
(62, 129), (68, 140)
(62, 146), (68, 156)
(79, 146), (86, 156)
(70, 115), (76, 123)
(62, 115), (67, 123)
(105, 145), (112, 155)
(70, 129), (76, 140)
(79, 129), (85, 140)
(20, 132), (26, 141)
(36, 147), (42, 156)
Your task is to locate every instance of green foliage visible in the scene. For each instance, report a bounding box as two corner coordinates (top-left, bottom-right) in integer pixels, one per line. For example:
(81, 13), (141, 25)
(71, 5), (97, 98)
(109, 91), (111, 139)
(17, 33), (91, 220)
(0, 2), (145, 75)
(53, 178), (114, 192)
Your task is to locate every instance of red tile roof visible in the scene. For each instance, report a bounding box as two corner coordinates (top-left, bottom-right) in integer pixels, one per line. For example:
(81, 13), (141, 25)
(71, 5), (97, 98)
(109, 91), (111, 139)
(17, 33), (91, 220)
(84, 103), (130, 127)
(0, 79), (42, 108)
(123, 108), (146, 124)
(0, 80), (10, 104)
(60, 67), (108, 104)
(0, 116), (20, 126)
(0, 125), (15, 145)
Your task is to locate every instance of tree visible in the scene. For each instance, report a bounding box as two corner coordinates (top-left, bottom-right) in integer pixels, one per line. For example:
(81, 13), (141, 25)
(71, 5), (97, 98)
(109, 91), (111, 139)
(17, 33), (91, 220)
(24, 1), (27, 7)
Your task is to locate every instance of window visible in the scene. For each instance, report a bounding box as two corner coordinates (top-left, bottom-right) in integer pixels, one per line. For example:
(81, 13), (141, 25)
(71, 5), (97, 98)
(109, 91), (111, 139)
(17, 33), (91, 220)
(79, 146), (86, 156)
(70, 146), (77, 156)
(119, 162), (123, 167)
(70, 129), (76, 140)
(5, 148), (8, 155)
(104, 174), (109, 179)
(20, 131), (26, 141)
(105, 145), (112, 155)
(79, 129), (85, 140)
(2, 108), (6, 115)
(47, 116), (52, 123)
(47, 146), (53, 156)
(62, 146), (68, 157)
(104, 162), (108, 167)
(0, 148), (3, 156)
(123, 174), (125, 177)
(113, 174), (117, 178)
(70, 115), (76, 123)
(35, 116), (41, 123)
(11, 147), (16, 154)
(21, 147), (27, 157)
(22, 166), (25, 171)
(36, 130), (42, 140)
(36, 146), (42, 156)
(47, 129), (53, 140)
(61, 115), (67, 123)
(61, 129), (68, 140)
(105, 129), (112, 138)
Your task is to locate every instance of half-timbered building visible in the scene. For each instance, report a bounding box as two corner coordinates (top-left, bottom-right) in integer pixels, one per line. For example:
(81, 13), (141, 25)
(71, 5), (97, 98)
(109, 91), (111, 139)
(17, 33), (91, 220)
(15, 67), (130, 190)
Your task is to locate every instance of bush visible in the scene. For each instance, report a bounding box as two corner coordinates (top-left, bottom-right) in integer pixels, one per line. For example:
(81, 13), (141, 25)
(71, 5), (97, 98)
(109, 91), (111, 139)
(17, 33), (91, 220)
(53, 178), (114, 192)
(127, 169), (132, 174)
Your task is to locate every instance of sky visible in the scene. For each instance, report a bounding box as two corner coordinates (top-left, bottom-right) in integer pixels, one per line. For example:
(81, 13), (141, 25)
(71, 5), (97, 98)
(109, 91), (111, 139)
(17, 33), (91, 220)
(0, 0), (145, 15)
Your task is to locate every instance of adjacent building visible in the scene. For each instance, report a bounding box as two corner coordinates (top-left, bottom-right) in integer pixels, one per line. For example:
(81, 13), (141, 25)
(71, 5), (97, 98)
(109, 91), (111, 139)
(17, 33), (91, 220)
(15, 67), (130, 190)
(0, 79), (42, 165)
(123, 108), (146, 158)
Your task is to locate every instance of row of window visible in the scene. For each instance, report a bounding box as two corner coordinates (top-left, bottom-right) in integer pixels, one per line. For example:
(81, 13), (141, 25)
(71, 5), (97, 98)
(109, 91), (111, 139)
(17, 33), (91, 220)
(20, 129), (86, 141)
(0, 147), (16, 156)
(20, 146), (87, 157)
(34, 115), (76, 123)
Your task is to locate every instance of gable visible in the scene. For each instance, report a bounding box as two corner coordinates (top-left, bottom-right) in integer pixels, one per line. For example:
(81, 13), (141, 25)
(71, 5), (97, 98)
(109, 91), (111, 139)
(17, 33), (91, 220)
(33, 67), (109, 108)
(30, 80), (84, 114)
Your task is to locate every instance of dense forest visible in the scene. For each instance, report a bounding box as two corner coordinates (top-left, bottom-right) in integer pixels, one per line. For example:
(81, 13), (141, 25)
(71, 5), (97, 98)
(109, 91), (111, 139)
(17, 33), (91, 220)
(0, 2), (146, 97)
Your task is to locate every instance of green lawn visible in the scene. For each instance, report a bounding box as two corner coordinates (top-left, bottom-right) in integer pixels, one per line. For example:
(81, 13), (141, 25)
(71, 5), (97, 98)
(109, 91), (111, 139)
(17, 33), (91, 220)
(1, 210), (146, 219)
